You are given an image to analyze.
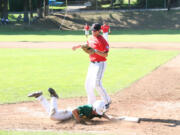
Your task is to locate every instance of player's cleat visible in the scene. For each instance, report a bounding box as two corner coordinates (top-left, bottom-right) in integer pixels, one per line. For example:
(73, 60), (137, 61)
(28, 91), (42, 98)
(48, 88), (59, 98)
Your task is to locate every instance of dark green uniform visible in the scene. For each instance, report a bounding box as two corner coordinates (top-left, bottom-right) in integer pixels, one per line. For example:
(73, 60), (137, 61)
(77, 104), (102, 119)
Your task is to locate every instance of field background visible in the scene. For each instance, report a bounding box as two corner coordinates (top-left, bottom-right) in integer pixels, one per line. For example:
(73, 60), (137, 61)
(0, 48), (178, 104)
(0, 10), (180, 135)
(0, 30), (180, 42)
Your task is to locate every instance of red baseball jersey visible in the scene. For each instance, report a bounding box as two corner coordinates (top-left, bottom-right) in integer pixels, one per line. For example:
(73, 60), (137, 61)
(84, 25), (90, 31)
(87, 35), (109, 62)
(101, 25), (110, 33)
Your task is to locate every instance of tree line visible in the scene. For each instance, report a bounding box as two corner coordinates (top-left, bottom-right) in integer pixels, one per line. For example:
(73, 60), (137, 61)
(0, 0), (178, 23)
(0, 0), (49, 23)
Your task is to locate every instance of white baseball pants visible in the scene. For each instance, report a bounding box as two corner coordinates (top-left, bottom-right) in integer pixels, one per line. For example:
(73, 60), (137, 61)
(85, 30), (89, 35)
(37, 96), (72, 121)
(85, 61), (111, 105)
(103, 32), (108, 42)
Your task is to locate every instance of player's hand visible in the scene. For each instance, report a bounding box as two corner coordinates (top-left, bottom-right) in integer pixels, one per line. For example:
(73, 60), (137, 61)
(72, 45), (81, 51)
(72, 46), (77, 51)
(79, 119), (87, 125)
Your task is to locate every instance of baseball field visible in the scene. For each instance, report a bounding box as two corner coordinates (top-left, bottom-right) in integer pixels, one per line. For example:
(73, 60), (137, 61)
(0, 12), (180, 134)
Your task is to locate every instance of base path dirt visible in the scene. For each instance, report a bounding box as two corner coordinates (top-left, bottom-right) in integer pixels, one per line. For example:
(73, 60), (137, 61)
(0, 42), (180, 135)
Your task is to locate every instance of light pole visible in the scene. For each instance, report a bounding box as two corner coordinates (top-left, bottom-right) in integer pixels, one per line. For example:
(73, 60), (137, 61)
(164, 0), (166, 8)
(66, 0), (68, 8)
(96, 0), (97, 10)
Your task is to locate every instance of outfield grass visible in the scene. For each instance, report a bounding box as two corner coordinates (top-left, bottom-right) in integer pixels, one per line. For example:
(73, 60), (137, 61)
(0, 48), (178, 104)
(0, 30), (180, 42)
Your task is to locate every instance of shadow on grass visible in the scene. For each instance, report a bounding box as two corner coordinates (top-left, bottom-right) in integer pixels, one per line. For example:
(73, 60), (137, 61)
(1, 10), (180, 35)
(0, 25), (84, 35)
(0, 27), (180, 36)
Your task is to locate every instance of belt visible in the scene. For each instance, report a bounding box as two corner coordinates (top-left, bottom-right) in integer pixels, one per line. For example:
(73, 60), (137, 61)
(91, 61), (101, 63)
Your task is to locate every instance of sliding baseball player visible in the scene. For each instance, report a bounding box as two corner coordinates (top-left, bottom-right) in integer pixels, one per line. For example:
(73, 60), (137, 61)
(28, 88), (117, 124)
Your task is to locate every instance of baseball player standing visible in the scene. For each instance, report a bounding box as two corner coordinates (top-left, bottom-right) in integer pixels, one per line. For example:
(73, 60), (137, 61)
(101, 21), (111, 42)
(84, 23), (90, 39)
(72, 23), (111, 109)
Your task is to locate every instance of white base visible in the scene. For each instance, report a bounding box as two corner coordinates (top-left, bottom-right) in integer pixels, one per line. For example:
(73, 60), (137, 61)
(116, 116), (140, 123)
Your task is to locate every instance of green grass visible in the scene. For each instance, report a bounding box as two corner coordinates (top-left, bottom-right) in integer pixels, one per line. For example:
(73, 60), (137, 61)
(0, 30), (180, 42)
(124, 0), (137, 4)
(8, 13), (38, 22)
(8, 14), (20, 22)
(0, 130), (97, 135)
(102, 0), (137, 6)
(0, 48), (178, 104)
(49, 6), (66, 10)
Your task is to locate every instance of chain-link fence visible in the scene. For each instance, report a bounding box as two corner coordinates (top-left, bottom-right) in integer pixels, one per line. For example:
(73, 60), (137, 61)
(8, 0), (180, 13)
(60, 0), (180, 11)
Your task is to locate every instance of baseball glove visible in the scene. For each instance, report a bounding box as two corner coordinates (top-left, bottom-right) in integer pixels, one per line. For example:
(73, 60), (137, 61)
(81, 44), (95, 55)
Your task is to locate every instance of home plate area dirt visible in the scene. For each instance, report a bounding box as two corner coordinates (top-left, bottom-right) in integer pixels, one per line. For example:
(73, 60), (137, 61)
(0, 42), (180, 135)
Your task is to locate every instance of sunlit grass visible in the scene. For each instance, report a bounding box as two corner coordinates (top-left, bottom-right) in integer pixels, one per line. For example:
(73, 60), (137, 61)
(49, 6), (66, 10)
(0, 48), (178, 104)
(124, 0), (137, 4)
(0, 30), (180, 42)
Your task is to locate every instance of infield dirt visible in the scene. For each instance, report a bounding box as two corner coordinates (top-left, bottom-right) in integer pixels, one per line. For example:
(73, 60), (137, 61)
(0, 42), (180, 135)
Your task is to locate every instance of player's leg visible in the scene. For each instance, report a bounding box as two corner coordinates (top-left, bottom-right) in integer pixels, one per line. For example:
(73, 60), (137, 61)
(95, 62), (111, 108)
(85, 63), (97, 104)
(37, 95), (50, 113)
(48, 88), (73, 121)
(28, 91), (50, 113)
(28, 89), (72, 121)
(49, 96), (72, 121)
(85, 30), (89, 38)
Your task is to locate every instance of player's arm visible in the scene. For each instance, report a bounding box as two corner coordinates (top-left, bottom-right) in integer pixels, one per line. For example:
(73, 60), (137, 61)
(94, 50), (108, 57)
(72, 109), (87, 124)
(101, 113), (111, 120)
(72, 109), (82, 122)
(72, 44), (87, 51)
(102, 114), (117, 121)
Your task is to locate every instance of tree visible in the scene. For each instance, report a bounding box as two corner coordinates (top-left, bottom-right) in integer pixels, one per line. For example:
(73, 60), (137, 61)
(45, 0), (49, 16)
(0, 0), (2, 18)
(29, 0), (33, 18)
(23, 0), (49, 23)
(37, 0), (45, 18)
(137, 0), (146, 8)
(128, 0), (130, 7)
(167, 0), (171, 10)
(24, 0), (29, 23)
(1, 0), (8, 19)
(167, 0), (178, 10)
